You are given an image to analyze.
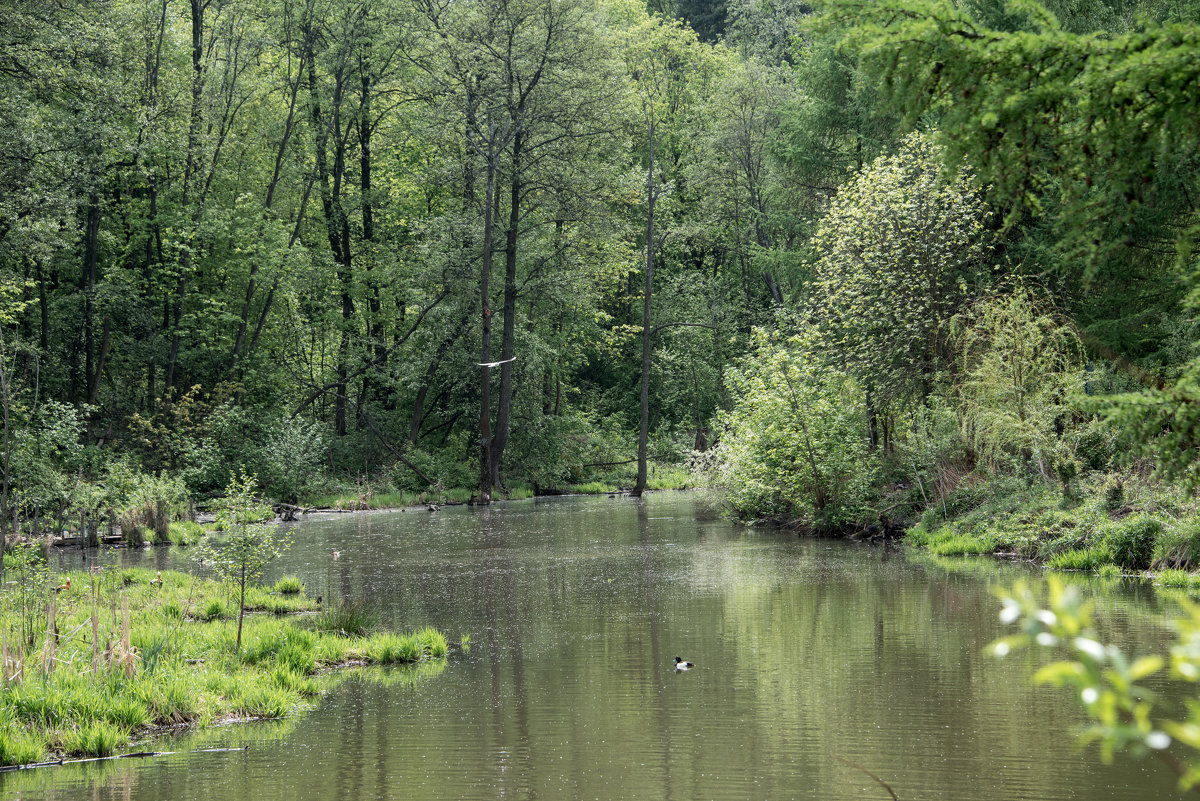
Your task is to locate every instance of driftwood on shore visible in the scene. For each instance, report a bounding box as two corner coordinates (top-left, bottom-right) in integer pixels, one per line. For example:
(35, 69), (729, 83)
(0, 746), (250, 773)
(272, 502), (311, 522)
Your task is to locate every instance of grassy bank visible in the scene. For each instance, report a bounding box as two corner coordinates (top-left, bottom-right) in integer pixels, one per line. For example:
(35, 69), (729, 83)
(904, 472), (1200, 584)
(0, 566), (447, 767)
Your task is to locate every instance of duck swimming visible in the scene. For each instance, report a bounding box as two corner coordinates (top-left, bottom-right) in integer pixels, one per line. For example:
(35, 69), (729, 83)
(674, 656), (694, 670)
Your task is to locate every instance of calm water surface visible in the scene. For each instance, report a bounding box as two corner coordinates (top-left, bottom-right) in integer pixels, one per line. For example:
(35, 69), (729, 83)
(8, 493), (1189, 800)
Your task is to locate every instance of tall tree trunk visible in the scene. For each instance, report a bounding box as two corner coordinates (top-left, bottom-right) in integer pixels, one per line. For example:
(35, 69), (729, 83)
(633, 119), (655, 497)
(478, 149), (497, 502)
(34, 259), (48, 354)
(166, 0), (207, 399)
(308, 43), (353, 436)
(81, 194), (100, 403)
(88, 315), (111, 405)
(358, 52), (386, 412)
(490, 132), (522, 490)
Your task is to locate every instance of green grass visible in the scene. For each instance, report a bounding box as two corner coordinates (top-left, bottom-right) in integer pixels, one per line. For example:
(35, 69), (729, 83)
(59, 721), (123, 757)
(273, 576), (304, 595)
(199, 599), (228, 621)
(646, 467), (695, 490)
(0, 567), (446, 766)
(907, 523), (997, 556)
(168, 521), (206, 547)
(314, 599), (379, 638)
(566, 481), (618, 494)
(904, 473), (1200, 580)
(1155, 569), (1192, 588)
(1047, 546), (1113, 571)
(929, 532), (996, 556)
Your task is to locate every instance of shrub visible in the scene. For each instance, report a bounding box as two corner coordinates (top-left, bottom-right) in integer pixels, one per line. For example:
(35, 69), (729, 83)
(1153, 516), (1200, 570)
(1099, 513), (1160, 570)
(716, 330), (871, 524)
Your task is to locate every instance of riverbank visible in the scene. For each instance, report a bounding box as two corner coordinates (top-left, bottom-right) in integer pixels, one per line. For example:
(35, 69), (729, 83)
(0, 567), (447, 767)
(297, 466), (696, 513)
(903, 471), (1200, 583)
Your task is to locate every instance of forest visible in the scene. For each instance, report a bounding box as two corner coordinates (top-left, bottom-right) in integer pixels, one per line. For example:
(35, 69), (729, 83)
(1, 0), (1198, 547)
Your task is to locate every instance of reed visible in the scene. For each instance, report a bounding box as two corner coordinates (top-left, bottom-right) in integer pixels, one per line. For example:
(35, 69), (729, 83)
(1155, 568), (1192, 588)
(314, 599), (379, 638)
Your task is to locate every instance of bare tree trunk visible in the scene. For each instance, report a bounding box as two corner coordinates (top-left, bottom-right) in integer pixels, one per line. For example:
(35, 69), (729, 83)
(81, 194), (100, 402)
(236, 562), (246, 652)
(307, 34), (354, 436)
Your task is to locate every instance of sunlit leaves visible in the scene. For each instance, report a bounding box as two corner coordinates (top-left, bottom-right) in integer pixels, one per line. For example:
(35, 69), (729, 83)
(991, 577), (1200, 786)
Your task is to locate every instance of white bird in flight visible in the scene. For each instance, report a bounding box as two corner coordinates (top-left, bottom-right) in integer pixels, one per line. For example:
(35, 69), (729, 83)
(478, 357), (516, 368)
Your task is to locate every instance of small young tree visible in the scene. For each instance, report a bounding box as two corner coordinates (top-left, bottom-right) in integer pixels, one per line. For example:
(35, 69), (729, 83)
(193, 471), (289, 653)
(716, 330), (870, 526)
(953, 285), (1085, 490)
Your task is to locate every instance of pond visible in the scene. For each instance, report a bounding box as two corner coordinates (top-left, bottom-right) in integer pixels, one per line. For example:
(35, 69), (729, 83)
(9, 492), (1190, 800)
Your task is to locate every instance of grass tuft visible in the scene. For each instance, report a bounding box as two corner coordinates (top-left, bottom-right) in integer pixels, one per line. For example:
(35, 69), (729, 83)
(1156, 569), (1192, 588)
(274, 576), (304, 595)
(0, 567), (446, 766)
(315, 599), (378, 638)
(1047, 546), (1113, 571)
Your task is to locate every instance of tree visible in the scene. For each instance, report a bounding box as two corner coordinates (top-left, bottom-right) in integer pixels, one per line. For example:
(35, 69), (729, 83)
(612, 5), (716, 495)
(811, 132), (992, 443)
(694, 54), (797, 307)
(953, 285), (1085, 488)
(811, 0), (1200, 480)
(810, 0), (1200, 273)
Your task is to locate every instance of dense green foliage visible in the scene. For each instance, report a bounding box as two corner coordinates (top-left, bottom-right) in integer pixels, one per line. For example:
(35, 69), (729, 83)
(0, 0), (1196, 539)
(0, 0), (806, 524)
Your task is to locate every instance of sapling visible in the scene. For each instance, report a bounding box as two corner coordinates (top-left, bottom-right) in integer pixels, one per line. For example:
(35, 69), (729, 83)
(192, 471), (290, 653)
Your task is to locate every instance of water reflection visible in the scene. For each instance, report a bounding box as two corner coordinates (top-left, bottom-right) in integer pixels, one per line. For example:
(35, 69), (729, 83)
(19, 493), (1189, 800)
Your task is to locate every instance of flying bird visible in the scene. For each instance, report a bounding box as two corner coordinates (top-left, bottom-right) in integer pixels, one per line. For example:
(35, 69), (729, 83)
(477, 357), (516, 368)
